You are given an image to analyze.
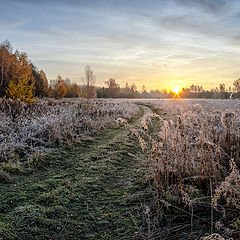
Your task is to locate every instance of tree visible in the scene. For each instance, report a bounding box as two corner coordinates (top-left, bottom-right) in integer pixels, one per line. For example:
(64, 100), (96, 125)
(55, 76), (66, 98)
(141, 85), (147, 93)
(0, 40), (13, 96)
(32, 65), (48, 97)
(82, 65), (96, 99)
(130, 83), (137, 92)
(6, 73), (35, 103)
(123, 82), (132, 98)
(105, 78), (119, 88)
(0, 40), (36, 100)
(73, 84), (82, 97)
(82, 85), (96, 98)
(105, 78), (120, 98)
(233, 78), (240, 92)
(57, 82), (66, 98)
(5, 50), (35, 103)
(47, 85), (55, 98)
(233, 78), (240, 98)
(65, 83), (82, 98)
(219, 83), (225, 92)
(129, 84), (139, 98)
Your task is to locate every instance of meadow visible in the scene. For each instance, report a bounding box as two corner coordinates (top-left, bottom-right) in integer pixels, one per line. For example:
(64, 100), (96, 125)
(136, 99), (240, 239)
(0, 98), (239, 239)
(0, 98), (138, 164)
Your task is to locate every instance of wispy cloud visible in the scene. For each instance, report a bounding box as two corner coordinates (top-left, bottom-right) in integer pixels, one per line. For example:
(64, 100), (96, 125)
(0, 18), (26, 28)
(1, 0), (240, 90)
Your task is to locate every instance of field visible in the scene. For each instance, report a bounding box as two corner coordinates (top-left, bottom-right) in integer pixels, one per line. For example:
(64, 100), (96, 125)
(0, 98), (239, 240)
(0, 98), (139, 163)
(136, 99), (240, 239)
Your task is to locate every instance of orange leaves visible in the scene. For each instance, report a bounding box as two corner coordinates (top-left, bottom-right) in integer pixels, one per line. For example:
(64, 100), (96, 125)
(1, 41), (35, 103)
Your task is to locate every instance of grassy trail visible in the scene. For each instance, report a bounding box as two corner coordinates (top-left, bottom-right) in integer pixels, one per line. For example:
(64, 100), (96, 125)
(0, 105), (152, 240)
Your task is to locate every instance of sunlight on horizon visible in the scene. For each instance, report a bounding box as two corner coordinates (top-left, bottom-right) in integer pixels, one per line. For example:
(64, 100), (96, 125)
(172, 86), (182, 95)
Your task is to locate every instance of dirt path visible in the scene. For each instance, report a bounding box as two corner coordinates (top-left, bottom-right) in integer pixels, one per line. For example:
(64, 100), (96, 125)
(0, 105), (153, 240)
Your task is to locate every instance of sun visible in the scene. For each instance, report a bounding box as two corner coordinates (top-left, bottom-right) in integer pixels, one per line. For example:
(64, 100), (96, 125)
(172, 86), (182, 95)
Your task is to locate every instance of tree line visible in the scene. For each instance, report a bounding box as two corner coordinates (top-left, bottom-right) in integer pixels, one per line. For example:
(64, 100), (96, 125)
(1, 40), (240, 102)
(97, 80), (240, 99)
(179, 83), (240, 99)
(48, 65), (96, 99)
(0, 41), (96, 102)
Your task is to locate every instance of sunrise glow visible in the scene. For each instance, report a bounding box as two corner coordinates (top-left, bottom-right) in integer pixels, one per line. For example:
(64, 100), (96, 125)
(172, 86), (182, 95)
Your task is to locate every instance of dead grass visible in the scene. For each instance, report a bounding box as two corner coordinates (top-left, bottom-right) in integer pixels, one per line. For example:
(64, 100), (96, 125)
(136, 99), (240, 239)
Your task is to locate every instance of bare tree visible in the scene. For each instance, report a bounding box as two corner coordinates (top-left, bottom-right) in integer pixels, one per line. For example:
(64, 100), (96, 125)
(82, 65), (96, 99)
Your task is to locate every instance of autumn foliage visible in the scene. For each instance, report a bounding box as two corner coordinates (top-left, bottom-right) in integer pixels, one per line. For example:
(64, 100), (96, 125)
(6, 75), (35, 103)
(0, 40), (45, 103)
(0, 41), (87, 102)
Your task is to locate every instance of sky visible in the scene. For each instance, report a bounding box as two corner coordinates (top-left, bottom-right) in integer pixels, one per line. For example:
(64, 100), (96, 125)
(1, 0), (240, 91)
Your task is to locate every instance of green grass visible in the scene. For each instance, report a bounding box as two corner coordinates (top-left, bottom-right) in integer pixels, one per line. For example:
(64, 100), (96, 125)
(0, 105), (154, 240)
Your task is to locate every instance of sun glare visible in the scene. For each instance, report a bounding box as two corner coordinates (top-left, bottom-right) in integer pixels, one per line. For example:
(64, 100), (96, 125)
(172, 86), (182, 95)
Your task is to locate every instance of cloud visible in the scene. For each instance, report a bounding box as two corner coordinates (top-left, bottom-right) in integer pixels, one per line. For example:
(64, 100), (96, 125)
(0, 18), (26, 28)
(7, 19), (26, 28)
(1, 0), (240, 89)
(173, 0), (228, 14)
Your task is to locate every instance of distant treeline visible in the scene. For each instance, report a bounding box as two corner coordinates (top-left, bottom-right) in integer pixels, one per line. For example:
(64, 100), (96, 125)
(97, 79), (240, 99)
(179, 84), (240, 99)
(0, 40), (240, 102)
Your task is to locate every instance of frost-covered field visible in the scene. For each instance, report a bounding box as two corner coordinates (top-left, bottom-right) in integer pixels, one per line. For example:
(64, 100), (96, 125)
(136, 99), (240, 238)
(0, 98), (138, 163)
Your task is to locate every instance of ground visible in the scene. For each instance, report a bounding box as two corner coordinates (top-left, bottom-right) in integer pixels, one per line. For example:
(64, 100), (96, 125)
(0, 105), (154, 240)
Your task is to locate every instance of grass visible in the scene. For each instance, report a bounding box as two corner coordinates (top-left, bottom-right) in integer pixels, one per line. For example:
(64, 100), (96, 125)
(0, 105), (154, 240)
(136, 101), (240, 239)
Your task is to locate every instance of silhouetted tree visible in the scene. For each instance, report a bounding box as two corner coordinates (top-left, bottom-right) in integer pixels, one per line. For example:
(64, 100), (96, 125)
(104, 78), (120, 98)
(233, 78), (240, 92)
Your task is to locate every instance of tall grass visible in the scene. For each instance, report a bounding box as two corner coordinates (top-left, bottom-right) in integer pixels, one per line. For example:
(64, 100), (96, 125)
(0, 98), (138, 163)
(138, 99), (240, 238)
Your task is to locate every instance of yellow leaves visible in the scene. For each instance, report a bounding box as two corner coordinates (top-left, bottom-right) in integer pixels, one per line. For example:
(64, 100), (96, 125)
(6, 75), (35, 103)
(56, 81), (66, 98)
(0, 41), (35, 100)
